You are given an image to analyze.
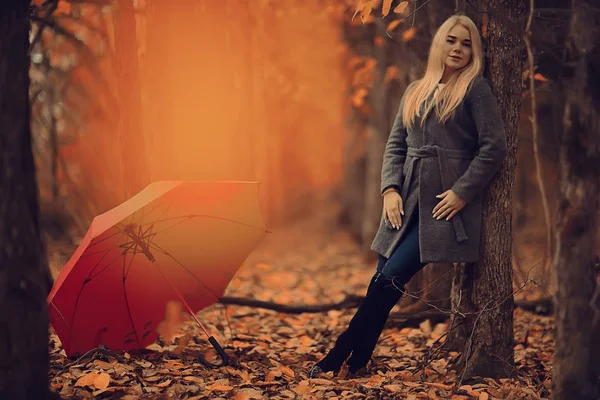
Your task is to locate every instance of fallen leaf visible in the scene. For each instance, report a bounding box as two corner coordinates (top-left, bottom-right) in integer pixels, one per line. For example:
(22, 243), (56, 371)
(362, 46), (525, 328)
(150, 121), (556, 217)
(92, 360), (114, 370)
(209, 383), (234, 391)
(384, 384), (403, 391)
(423, 382), (453, 391)
(75, 372), (110, 390)
(234, 388), (264, 399)
(279, 365), (295, 381)
(172, 332), (192, 355)
(184, 376), (205, 384)
(309, 378), (334, 385)
(292, 383), (311, 395)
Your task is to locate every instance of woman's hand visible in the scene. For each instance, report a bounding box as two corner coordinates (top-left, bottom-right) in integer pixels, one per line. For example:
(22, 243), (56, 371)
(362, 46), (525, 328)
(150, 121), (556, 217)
(383, 190), (404, 229)
(433, 190), (466, 221)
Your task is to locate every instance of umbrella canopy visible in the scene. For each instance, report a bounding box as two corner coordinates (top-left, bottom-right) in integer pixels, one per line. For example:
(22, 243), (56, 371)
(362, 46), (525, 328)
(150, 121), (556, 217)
(48, 181), (267, 358)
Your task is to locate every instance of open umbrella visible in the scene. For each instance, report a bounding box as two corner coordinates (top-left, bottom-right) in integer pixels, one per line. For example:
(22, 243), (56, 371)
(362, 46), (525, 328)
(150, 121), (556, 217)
(48, 181), (268, 364)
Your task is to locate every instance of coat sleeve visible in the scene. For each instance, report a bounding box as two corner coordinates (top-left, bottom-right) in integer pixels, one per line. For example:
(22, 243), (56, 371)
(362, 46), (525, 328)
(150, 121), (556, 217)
(450, 77), (507, 203)
(380, 83), (414, 195)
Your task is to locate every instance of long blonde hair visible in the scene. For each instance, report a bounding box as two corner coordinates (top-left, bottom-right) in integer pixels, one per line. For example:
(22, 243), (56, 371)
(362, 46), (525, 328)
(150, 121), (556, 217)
(402, 15), (483, 127)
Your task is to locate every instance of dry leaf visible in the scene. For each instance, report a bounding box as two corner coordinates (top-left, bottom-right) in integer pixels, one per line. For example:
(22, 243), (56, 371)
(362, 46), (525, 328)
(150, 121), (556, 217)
(384, 384), (403, 391)
(75, 372), (110, 390)
(184, 376), (205, 384)
(292, 383), (311, 395)
(279, 365), (295, 381)
(173, 332), (192, 355)
(387, 19), (402, 32)
(353, 0), (375, 23)
(424, 381), (453, 391)
(156, 379), (172, 388)
(309, 378), (334, 385)
(534, 73), (548, 81)
(93, 360), (114, 370)
(394, 1), (409, 14)
(382, 0), (393, 17)
(209, 383), (234, 391)
(402, 27), (417, 42)
(234, 388), (264, 399)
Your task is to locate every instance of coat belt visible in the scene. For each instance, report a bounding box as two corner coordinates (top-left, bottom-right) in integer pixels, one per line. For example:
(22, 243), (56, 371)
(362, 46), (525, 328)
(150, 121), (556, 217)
(402, 145), (475, 244)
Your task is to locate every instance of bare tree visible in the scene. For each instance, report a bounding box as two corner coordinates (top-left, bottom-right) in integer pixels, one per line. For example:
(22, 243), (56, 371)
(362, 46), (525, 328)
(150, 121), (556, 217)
(551, 1), (600, 399)
(0, 1), (56, 398)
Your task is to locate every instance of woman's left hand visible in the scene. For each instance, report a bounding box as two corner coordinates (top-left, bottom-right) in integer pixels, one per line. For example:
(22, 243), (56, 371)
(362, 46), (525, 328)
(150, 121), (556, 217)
(433, 190), (466, 221)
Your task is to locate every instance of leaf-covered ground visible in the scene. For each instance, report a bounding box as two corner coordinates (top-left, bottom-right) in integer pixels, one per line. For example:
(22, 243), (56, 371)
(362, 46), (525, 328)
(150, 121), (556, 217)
(48, 208), (553, 399)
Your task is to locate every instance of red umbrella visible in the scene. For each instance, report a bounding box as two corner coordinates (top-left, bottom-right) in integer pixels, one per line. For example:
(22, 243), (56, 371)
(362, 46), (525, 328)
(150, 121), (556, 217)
(48, 181), (268, 364)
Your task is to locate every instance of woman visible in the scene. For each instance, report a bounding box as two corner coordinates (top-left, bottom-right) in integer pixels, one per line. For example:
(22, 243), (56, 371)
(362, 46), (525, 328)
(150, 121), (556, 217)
(308, 14), (507, 378)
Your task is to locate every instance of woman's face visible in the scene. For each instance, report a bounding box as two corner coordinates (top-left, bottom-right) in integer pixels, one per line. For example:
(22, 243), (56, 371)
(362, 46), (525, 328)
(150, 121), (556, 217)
(443, 24), (472, 73)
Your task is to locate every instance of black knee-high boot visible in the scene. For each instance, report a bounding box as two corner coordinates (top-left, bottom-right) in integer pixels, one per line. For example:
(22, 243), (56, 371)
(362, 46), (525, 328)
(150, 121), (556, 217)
(307, 272), (382, 377)
(346, 277), (404, 373)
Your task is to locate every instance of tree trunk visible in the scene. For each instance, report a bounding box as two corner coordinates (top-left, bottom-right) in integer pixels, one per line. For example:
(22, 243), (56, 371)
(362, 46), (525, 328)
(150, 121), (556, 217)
(114, 0), (150, 200)
(446, 0), (524, 379)
(144, 0), (175, 182)
(0, 1), (55, 398)
(551, 1), (600, 399)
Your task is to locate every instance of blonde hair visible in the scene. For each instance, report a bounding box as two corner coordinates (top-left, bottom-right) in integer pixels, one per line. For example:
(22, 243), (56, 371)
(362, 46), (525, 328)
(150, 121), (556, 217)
(402, 15), (483, 127)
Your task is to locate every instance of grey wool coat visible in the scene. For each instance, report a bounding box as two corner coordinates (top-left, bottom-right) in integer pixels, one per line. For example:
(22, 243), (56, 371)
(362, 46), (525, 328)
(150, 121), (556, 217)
(370, 76), (507, 263)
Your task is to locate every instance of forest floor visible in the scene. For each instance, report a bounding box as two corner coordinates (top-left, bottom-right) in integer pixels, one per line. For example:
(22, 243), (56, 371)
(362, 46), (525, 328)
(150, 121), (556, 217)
(47, 205), (553, 400)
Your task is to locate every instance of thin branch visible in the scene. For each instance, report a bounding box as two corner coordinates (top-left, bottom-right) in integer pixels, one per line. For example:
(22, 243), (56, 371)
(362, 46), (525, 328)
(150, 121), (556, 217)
(524, 0), (552, 295)
(384, 0), (432, 39)
(29, 0), (59, 50)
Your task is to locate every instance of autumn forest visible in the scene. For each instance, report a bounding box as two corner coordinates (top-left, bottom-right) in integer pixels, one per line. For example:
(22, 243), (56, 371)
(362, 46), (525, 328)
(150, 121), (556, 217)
(0, 0), (599, 399)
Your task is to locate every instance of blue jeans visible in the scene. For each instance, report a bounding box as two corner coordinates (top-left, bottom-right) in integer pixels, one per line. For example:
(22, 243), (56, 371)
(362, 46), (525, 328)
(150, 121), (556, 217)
(376, 209), (427, 286)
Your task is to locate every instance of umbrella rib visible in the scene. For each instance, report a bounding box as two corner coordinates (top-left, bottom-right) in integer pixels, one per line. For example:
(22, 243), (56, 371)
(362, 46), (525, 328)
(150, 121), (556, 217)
(83, 198), (168, 251)
(122, 252), (141, 348)
(69, 230), (128, 329)
(146, 242), (221, 302)
(86, 243), (133, 282)
(141, 214), (266, 236)
(49, 300), (86, 356)
(84, 230), (125, 251)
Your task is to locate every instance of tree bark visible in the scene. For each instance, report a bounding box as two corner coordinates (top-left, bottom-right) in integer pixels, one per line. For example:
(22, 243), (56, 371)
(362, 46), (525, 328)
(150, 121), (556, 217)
(0, 1), (55, 398)
(551, 1), (600, 399)
(113, 0), (150, 200)
(446, 0), (524, 379)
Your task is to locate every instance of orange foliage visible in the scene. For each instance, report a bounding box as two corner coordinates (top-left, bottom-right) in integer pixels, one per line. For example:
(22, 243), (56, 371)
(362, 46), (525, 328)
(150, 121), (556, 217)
(402, 27), (417, 42)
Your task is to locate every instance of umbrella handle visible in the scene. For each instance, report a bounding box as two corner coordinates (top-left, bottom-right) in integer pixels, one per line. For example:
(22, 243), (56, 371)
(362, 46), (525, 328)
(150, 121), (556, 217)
(208, 336), (229, 366)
